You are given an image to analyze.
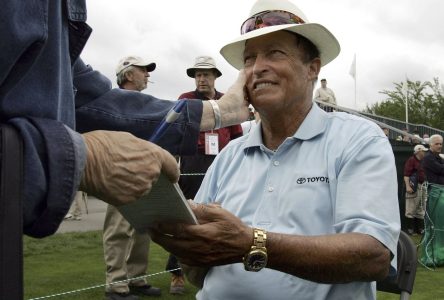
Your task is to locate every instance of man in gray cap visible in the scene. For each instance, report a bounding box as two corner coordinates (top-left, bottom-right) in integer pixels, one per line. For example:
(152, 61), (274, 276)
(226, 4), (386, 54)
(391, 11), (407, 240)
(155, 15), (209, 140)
(115, 56), (156, 91)
(102, 56), (161, 300)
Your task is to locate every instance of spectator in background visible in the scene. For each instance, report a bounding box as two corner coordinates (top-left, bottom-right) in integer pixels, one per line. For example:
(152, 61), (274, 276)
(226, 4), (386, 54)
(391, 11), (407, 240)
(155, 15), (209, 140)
(165, 55), (243, 294)
(64, 191), (87, 221)
(403, 144), (428, 235)
(102, 56), (161, 300)
(412, 130), (421, 145)
(381, 125), (390, 138)
(314, 78), (336, 112)
(402, 128), (411, 143)
(423, 134), (444, 185)
(422, 133), (430, 144)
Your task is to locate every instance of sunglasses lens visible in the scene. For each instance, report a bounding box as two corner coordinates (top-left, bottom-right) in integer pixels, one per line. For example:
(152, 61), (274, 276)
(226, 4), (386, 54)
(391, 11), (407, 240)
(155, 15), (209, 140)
(240, 10), (304, 34)
(241, 18), (258, 34)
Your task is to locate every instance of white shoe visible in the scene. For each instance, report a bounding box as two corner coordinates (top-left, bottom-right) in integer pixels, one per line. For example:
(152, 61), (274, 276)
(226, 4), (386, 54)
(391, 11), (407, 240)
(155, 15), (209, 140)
(64, 213), (73, 220)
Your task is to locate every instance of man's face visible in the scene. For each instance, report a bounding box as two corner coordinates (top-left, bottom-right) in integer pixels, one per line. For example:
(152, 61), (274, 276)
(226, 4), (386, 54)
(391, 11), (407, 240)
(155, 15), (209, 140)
(430, 137), (443, 154)
(321, 80), (327, 88)
(129, 66), (149, 91)
(194, 70), (216, 96)
(243, 31), (319, 115)
(416, 150), (426, 160)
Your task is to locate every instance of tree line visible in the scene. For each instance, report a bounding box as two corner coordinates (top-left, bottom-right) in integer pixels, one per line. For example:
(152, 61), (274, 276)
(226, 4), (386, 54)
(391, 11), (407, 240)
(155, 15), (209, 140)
(364, 78), (444, 131)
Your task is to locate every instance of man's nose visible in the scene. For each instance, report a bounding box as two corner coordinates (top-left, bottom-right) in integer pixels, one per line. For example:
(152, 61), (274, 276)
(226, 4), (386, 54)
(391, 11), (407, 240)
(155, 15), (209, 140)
(252, 55), (268, 76)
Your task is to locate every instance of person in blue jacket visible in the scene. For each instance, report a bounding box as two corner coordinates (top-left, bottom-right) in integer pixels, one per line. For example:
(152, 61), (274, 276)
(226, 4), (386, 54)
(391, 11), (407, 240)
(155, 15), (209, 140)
(0, 0), (248, 239)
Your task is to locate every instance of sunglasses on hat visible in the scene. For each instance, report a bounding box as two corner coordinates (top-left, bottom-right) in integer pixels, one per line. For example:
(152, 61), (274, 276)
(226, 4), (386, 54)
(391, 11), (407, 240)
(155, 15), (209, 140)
(240, 10), (305, 34)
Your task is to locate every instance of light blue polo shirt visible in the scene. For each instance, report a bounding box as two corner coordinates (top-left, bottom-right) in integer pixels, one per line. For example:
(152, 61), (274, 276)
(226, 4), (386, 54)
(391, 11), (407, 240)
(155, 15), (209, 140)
(194, 104), (400, 300)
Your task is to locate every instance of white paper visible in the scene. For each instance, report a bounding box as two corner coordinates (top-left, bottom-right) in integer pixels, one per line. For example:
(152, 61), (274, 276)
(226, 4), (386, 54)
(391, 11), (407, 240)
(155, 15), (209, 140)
(117, 174), (198, 231)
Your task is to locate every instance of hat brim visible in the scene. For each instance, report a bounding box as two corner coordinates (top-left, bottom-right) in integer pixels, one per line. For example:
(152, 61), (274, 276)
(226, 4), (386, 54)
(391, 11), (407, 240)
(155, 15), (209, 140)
(220, 23), (340, 70)
(133, 62), (156, 72)
(186, 68), (222, 78)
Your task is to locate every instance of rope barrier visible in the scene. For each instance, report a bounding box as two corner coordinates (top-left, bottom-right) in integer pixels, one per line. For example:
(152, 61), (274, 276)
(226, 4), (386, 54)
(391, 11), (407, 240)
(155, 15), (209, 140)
(28, 268), (182, 299)
(29, 171), (206, 299)
(180, 173), (206, 176)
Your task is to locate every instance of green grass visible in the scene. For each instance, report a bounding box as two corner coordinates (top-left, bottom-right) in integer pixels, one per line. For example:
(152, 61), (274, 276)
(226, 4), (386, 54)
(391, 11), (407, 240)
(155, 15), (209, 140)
(24, 232), (444, 299)
(24, 231), (198, 299)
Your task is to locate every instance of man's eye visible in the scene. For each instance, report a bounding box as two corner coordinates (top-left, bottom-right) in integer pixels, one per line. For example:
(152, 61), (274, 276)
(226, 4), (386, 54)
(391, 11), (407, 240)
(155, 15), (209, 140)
(244, 56), (255, 66)
(269, 49), (284, 56)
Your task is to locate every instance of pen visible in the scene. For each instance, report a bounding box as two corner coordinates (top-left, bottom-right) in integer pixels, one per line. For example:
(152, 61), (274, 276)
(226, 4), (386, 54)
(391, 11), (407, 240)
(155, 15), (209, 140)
(149, 100), (187, 143)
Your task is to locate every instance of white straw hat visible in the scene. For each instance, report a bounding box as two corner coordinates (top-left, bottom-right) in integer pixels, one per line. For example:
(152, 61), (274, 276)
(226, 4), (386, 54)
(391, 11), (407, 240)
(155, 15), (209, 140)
(186, 56), (222, 78)
(220, 0), (340, 70)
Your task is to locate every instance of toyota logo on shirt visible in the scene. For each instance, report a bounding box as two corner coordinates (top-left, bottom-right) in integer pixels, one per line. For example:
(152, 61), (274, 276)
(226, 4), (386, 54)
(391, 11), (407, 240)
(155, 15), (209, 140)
(296, 176), (329, 184)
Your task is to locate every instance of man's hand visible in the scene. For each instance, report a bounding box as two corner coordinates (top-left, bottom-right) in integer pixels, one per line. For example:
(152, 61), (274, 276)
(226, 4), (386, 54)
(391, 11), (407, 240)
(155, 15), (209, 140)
(150, 203), (253, 267)
(406, 185), (414, 194)
(79, 130), (179, 206)
(200, 70), (250, 131)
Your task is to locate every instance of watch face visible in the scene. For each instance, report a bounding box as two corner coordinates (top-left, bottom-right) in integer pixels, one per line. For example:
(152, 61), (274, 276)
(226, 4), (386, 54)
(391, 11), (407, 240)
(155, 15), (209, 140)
(245, 249), (267, 272)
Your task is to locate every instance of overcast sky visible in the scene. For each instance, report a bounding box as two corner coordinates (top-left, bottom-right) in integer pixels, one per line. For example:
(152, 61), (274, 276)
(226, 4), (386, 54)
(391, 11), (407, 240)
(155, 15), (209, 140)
(81, 0), (444, 110)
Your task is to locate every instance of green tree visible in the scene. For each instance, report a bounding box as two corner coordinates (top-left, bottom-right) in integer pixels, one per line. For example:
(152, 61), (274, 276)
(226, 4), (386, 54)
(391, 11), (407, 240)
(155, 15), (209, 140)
(364, 78), (444, 130)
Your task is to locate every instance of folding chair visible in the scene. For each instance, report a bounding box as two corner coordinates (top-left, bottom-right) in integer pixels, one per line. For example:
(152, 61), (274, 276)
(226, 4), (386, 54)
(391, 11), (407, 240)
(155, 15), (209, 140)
(377, 231), (417, 300)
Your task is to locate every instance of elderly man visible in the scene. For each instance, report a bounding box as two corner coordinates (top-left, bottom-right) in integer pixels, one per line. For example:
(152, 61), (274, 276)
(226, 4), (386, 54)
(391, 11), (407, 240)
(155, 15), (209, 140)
(102, 56), (161, 300)
(150, 0), (400, 299)
(423, 134), (444, 185)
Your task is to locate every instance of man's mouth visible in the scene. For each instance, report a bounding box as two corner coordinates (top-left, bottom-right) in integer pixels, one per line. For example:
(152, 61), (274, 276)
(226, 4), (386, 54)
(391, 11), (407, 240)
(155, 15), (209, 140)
(254, 82), (274, 91)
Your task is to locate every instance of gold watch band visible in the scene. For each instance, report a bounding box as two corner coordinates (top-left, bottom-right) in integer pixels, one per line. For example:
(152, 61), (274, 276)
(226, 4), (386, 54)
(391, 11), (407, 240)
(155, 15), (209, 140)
(253, 228), (267, 249)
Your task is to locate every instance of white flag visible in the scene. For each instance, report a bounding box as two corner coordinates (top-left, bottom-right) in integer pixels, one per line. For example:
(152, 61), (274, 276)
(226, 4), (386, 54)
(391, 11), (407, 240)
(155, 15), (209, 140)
(349, 54), (356, 79)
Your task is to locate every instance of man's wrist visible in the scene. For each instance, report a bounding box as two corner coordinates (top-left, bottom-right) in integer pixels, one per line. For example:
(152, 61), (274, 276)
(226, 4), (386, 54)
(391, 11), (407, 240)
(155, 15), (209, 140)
(208, 100), (221, 130)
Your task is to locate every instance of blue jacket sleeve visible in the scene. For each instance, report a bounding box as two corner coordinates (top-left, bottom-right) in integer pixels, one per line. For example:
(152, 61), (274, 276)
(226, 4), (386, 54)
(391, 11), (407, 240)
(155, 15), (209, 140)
(73, 59), (202, 155)
(9, 117), (86, 238)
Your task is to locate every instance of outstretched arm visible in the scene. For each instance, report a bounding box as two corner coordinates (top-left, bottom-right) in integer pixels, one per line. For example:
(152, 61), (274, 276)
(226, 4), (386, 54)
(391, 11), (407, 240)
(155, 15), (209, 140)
(150, 204), (391, 283)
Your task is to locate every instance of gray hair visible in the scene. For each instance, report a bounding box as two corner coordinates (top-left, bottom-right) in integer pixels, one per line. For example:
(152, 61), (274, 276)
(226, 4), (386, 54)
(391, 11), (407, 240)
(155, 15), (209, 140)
(429, 134), (443, 144)
(116, 65), (137, 88)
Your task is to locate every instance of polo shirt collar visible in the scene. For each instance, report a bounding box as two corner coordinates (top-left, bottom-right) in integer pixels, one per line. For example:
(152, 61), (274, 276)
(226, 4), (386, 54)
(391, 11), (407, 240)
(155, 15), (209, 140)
(243, 103), (328, 152)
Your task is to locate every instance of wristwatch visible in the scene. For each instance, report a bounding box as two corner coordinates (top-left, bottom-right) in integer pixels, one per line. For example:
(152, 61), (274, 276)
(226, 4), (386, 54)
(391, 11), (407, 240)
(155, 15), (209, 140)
(243, 228), (268, 272)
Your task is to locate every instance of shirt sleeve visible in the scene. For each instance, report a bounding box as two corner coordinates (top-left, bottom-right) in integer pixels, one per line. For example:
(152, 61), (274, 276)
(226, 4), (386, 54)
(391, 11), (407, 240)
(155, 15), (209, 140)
(334, 132), (400, 272)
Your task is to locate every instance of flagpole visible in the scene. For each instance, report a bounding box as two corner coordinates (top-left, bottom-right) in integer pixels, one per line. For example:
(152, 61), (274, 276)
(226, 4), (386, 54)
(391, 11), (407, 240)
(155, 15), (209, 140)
(405, 84), (409, 131)
(349, 54), (357, 109)
(402, 79), (409, 131)
(354, 67), (357, 109)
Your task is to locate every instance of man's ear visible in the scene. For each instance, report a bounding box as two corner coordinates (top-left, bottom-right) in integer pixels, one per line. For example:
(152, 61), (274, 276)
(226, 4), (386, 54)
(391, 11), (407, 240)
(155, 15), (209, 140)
(125, 71), (134, 82)
(308, 58), (321, 80)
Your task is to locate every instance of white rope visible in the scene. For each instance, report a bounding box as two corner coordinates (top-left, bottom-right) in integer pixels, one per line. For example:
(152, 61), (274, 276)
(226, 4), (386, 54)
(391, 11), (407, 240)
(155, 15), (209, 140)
(181, 173), (206, 176)
(28, 268), (181, 300)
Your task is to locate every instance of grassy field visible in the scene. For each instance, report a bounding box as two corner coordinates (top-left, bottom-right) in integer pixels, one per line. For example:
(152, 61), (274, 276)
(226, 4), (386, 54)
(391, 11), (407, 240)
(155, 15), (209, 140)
(24, 231), (444, 299)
